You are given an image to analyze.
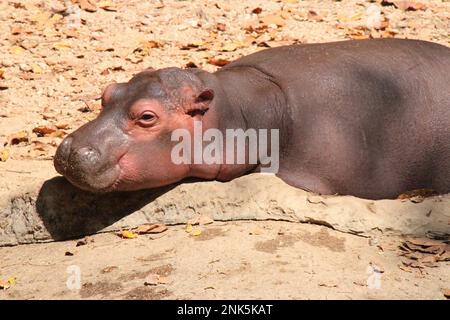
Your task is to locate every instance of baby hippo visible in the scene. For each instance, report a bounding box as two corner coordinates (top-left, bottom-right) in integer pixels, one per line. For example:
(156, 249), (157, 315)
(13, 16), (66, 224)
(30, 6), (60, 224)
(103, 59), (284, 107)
(54, 39), (450, 200)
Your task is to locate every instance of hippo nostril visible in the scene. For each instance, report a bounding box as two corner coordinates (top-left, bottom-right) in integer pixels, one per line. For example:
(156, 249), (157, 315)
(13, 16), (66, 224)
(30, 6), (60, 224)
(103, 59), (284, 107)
(76, 147), (101, 166)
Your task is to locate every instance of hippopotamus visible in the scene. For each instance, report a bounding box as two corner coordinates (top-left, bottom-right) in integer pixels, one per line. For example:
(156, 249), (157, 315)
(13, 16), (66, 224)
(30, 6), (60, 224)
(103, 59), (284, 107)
(54, 38), (450, 200)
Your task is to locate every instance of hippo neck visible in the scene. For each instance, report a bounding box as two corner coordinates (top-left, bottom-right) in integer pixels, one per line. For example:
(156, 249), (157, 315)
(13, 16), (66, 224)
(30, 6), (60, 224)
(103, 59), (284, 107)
(192, 67), (290, 181)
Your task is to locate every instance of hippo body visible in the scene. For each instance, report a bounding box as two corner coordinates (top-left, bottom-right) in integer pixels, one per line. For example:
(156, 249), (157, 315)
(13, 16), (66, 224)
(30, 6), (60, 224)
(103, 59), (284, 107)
(55, 39), (450, 200)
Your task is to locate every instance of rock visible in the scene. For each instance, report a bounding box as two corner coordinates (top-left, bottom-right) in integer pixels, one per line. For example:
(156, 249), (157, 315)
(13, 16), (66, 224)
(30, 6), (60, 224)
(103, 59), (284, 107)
(0, 161), (449, 246)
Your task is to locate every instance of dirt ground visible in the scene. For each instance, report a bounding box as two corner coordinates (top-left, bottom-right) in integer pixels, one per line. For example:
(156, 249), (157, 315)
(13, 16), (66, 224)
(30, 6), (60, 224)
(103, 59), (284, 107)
(0, 0), (449, 300)
(1, 221), (449, 300)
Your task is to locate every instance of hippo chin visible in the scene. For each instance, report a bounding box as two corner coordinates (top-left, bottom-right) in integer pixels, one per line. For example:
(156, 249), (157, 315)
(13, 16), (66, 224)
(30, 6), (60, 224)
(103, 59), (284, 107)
(54, 38), (450, 200)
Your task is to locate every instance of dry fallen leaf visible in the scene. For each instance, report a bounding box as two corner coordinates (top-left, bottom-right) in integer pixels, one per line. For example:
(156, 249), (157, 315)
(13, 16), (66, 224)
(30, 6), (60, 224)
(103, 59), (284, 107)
(260, 14), (286, 27)
(307, 10), (323, 22)
(10, 46), (25, 55)
(33, 125), (57, 137)
(135, 223), (168, 234)
(31, 64), (43, 74)
(443, 288), (450, 299)
(8, 131), (29, 145)
(399, 238), (449, 270)
(207, 58), (231, 67)
(190, 228), (202, 236)
(397, 189), (437, 202)
(78, 0), (97, 12)
(216, 22), (226, 31)
(380, 0), (426, 11)
(53, 42), (72, 51)
(0, 277), (16, 290)
(249, 227), (264, 235)
(144, 274), (168, 286)
(76, 236), (94, 246)
(220, 42), (241, 52)
(0, 148), (10, 162)
(97, 0), (118, 11)
(252, 7), (262, 14)
(119, 230), (138, 239)
(101, 266), (118, 274)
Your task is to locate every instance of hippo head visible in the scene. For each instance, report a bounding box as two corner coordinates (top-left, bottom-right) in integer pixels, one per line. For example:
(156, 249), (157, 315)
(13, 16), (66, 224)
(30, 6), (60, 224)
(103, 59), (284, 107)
(54, 67), (217, 192)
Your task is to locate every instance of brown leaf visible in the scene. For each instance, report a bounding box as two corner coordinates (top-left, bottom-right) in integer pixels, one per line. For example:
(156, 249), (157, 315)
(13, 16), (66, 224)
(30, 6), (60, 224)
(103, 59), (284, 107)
(33, 125), (57, 137)
(78, 0), (97, 12)
(76, 236), (94, 247)
(260, 14), (286, 27)
(381, 1), (426, 11)
(443, 288), (450, 299)
(135, 224), (168, 234)
(101, 266), (118, 273)
(8, 131), (29, 145)
(307, 10), (323, 22)
(56, 123), (69, 130)
(406, 237), (446, 247)
(252, 7), (262, 14)
(97, 0), (118, 11)
(64, 28), (79, 38)
(216, 23), (226, 31)
(11, 26), (24, 35)
(207, 58), (231, 67)
(185, 62), (198, 68)
(397, 189), (437, 200)
(144, 273), (167, 286)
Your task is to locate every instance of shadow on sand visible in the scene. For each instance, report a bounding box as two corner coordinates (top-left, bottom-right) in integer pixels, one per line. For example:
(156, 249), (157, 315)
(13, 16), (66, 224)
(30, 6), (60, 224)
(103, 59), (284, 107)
(35, 176), (190, 241)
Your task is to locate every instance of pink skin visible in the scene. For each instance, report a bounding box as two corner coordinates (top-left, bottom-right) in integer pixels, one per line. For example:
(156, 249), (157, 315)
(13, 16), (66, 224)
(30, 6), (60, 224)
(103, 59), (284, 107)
(55, 69), (247, 193)
(110, 97), (221, 191)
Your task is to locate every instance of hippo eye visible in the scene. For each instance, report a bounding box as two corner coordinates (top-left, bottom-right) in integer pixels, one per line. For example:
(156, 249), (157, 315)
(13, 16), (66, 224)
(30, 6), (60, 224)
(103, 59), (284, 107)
(137, 111), (157, 126)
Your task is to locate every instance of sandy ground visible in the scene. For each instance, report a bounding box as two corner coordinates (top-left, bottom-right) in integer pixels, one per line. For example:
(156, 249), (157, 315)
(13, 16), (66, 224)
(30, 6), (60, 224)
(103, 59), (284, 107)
(1, 221), (449, 300)
(0, 0), (449, 299)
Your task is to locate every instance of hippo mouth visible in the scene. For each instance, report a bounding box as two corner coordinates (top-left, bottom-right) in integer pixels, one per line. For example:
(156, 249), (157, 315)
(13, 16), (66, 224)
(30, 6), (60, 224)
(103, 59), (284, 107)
(54, 142), (127, 193)
(59, 162), (123, 193)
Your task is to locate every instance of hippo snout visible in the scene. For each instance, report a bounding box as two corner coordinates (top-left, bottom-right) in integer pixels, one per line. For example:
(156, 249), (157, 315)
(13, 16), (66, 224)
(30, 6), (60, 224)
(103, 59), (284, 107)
(54, 136), (73, 174)
(54, 134), (122, 192)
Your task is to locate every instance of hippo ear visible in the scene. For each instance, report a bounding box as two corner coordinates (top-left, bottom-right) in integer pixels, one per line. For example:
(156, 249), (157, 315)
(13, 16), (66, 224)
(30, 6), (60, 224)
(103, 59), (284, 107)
(101, 83), (118, 108)
(196, 89), (214, 103)
(187, 89), (214, 117)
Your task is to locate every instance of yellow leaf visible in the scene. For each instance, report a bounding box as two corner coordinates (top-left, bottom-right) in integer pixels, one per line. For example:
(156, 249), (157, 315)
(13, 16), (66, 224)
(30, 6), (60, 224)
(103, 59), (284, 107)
(51, 14), (63, 23)
(120, 230), (137, 239)
(185, 223), (193, 233)
(7, 277), (16, 285)
(338, 13), (363, 23)
(190, 228), (202, 236)
(220, 42), (240, 52)
(10, 46), (24, 55)
(97, 0), (118, 11)
(31, 64), (42, 74)
(0, 148), (10, 162)
(53, 42), (72, 50)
